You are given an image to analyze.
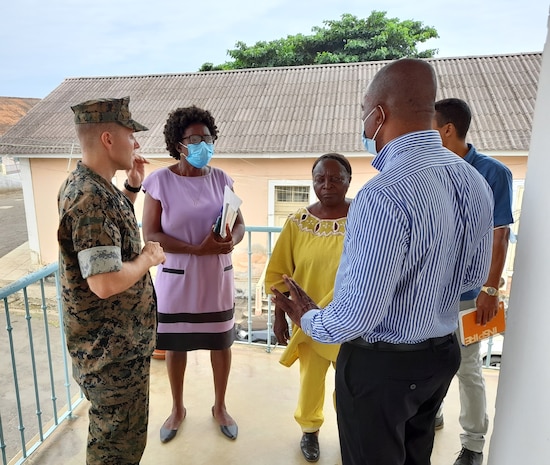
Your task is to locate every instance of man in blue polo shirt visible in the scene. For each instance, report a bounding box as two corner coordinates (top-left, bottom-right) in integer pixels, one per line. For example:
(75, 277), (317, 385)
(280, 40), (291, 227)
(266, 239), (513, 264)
(433, 97), (513, 465)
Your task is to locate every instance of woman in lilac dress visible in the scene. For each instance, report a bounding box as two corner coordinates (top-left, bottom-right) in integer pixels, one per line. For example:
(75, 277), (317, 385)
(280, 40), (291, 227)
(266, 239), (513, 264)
(142, 106), (245, 443)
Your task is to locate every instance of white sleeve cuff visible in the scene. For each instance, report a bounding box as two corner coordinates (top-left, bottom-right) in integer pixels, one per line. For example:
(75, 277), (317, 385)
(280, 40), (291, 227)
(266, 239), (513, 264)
(300, 309), (321, 337)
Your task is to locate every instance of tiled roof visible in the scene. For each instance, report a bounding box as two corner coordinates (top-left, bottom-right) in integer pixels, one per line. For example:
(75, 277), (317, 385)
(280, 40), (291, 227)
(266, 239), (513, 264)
(0, 52), (541, 156)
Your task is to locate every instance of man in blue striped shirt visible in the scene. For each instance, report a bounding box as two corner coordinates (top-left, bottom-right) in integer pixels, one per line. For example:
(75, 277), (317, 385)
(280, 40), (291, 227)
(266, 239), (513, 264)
(272, 59), (494, 465)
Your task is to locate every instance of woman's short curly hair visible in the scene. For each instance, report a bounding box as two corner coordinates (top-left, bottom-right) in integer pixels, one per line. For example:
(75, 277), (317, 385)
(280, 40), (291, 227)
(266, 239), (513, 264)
(164, 106), (218, 160)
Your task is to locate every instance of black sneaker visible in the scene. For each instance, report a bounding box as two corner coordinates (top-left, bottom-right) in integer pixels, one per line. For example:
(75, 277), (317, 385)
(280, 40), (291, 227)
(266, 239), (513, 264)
(300, 432), (320, 462)
(453, 447), (483, 465)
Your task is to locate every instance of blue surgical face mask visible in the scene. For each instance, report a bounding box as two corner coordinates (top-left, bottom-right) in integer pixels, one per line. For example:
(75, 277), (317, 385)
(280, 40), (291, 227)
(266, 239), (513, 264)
(361, 105), (385, 155)
(182, 141), (214, 168)
(362, 132), (377, 156)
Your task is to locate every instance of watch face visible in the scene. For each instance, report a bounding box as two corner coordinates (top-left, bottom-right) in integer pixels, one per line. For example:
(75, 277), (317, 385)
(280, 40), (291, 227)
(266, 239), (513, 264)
(484, 286), (498, 296)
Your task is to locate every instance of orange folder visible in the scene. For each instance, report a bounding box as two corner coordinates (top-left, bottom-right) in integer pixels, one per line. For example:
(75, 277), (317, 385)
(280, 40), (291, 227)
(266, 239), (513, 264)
(458, 301), (506, 346)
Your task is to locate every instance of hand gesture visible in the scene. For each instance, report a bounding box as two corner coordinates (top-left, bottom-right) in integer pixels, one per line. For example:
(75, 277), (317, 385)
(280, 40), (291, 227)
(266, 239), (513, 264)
(126, 154), (149, 187)
(271, 275), (318, 328)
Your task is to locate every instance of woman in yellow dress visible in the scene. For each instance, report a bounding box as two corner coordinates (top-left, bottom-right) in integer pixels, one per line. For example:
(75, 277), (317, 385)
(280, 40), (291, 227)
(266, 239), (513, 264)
(265, 153), (352, 462)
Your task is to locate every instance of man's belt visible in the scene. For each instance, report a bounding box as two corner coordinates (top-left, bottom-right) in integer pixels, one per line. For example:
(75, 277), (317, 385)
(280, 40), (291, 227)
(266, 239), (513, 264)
(348, 334), (454, 352)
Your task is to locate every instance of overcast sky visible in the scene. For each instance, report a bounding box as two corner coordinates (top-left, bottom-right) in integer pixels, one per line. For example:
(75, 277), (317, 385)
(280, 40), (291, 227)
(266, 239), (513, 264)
(1, 0), (548, 98)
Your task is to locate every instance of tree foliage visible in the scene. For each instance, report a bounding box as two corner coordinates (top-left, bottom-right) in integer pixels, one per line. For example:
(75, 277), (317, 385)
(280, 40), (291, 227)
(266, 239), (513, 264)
(199, 12), (438, 71)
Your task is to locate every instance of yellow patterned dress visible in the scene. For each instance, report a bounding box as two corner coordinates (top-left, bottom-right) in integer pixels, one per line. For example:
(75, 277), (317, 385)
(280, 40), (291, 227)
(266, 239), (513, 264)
(265, 207), (346, 432)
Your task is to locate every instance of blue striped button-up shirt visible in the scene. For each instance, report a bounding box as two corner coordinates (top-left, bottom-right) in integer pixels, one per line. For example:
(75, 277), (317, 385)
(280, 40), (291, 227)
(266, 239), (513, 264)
(301, 131), (494, 344)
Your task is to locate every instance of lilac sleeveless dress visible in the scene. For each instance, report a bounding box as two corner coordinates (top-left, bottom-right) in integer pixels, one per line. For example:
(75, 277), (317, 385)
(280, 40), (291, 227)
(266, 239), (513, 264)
(142, 166), (235, 351)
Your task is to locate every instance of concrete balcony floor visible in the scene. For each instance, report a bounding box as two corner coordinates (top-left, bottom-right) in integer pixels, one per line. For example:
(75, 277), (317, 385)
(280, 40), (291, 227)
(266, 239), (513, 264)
(1, 243), (498, 465)
(25, 344), (499, 465)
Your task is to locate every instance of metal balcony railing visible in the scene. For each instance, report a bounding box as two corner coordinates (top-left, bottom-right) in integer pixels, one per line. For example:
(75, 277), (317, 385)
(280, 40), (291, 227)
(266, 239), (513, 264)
(0, 225), (501, 464)
(0, 226), (283, 464)
(0, 263), (84, 465)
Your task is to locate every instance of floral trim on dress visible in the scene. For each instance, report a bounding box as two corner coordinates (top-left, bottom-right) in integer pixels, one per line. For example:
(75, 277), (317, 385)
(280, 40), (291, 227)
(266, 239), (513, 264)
(289, 207), (346, 237)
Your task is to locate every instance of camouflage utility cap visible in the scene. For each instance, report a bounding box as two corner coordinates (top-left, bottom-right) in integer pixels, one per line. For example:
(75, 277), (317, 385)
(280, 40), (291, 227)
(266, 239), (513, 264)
(71, 96), (148, 132)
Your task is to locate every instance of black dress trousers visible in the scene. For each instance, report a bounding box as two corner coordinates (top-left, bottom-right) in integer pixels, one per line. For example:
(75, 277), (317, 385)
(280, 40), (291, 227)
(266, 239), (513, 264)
(335, 335), (461, 465)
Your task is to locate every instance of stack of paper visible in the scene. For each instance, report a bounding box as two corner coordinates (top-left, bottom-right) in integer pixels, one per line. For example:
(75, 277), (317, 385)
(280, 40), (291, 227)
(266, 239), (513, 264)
(219, 185), (242, 238)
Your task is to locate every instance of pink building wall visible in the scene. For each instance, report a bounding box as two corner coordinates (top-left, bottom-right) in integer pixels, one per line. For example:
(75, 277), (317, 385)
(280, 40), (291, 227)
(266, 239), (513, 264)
(29, 154), (527, 265)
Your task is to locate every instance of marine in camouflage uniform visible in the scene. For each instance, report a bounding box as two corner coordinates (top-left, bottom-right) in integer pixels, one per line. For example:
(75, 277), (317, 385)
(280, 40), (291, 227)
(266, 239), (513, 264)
(57, 97), (160, 465)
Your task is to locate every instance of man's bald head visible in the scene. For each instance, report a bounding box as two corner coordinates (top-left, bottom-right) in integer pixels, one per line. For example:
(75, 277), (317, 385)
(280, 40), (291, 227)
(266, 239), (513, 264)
(363, 59), (437, 146)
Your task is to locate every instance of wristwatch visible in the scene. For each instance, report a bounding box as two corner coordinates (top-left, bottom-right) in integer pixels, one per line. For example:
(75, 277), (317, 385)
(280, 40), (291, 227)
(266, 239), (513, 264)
(124, 179), (142, 193)
(480, 286), (499, 297)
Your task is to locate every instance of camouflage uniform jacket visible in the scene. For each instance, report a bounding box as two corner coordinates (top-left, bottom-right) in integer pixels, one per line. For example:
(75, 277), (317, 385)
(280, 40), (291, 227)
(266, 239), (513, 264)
(57, 162), (156, 378)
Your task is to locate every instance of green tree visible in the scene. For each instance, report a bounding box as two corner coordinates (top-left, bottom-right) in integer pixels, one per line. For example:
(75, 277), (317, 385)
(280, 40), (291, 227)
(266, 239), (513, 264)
(199, 12), (438, 71)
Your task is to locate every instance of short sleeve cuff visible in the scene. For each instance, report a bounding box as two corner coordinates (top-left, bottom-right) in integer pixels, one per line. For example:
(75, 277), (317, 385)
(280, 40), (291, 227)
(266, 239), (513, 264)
(77, 246), (123, 279)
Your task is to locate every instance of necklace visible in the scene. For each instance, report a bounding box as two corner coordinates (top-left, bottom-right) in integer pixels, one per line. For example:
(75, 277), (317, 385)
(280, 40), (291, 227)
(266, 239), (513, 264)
(178, 163), (206, 206)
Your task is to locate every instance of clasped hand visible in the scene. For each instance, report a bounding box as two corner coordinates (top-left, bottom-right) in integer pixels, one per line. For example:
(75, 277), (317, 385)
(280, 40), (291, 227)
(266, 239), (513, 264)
(142, 241), (166, 266)
(198, 224), (234, 255)
(271, 275), (318, 328)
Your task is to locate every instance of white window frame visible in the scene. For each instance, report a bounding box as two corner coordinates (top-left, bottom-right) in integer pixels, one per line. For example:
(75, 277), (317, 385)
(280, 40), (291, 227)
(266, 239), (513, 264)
(267, 180), (313, 227)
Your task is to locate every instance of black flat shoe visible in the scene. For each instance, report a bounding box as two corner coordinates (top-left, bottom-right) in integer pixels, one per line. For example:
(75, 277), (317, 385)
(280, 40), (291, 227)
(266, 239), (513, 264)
(220, 423), (238, 440)
(300, 432), (320, 462)
(212, 406), (238, 440)
(160, 410), (186, 443)
(160, 426), (178, 443)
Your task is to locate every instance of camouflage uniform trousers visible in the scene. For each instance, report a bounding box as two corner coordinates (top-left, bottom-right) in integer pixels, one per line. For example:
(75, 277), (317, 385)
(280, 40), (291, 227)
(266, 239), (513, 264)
(78, 356), (151, 465)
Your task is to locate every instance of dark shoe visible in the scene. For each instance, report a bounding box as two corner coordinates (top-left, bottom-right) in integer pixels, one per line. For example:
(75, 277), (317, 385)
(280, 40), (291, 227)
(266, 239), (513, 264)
(160, 426), (178, 443)
(160, 410), (186, 443)
(453, 447), (483, 465)
(212, 407), (238, 440)
(300, 432), (320, 462)
(220, 423), (238, 440)
(434, 414), (444, 430)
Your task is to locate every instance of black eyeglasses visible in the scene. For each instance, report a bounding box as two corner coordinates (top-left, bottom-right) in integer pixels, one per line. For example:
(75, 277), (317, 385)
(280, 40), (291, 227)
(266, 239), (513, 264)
(182, 135), (214, 144)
